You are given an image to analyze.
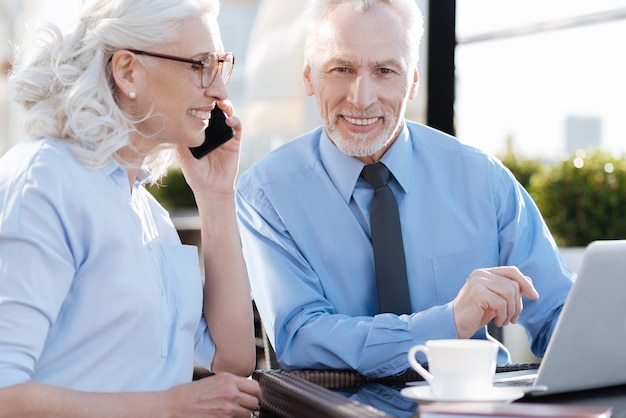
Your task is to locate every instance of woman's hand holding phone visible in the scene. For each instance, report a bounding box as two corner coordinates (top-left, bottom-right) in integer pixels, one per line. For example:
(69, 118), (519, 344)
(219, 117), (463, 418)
(189, 106), (234, 159)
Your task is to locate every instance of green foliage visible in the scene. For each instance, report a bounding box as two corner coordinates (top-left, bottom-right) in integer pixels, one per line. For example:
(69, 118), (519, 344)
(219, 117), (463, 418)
(528, 150), (626, 247)
(145, 166), (196, 210)
(499, 152), (545, 190)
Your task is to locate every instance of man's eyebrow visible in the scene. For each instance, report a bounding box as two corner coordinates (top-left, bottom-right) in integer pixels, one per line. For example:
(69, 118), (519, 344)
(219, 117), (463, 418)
(323, 57), (354, 67)
(323, 56), (404, 69)
(371, 58), (405, 69)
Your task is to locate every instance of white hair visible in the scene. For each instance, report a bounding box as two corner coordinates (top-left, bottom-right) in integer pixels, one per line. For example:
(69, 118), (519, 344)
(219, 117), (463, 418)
(8, 0), (220, 183)
(304, 0), (424, 67)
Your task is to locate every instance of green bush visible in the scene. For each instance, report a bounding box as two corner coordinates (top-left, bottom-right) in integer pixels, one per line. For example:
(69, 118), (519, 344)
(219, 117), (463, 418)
(145, 166), (196, 211)
(499, 152), (545, 190)
(528, 150), (626, 247)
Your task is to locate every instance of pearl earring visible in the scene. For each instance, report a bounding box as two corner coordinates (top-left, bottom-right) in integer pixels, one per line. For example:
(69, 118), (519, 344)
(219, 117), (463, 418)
(129, 91), (136, 99)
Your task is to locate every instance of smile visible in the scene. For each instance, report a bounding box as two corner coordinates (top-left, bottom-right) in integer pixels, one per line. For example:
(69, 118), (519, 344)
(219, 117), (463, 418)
(344, 116), (379, 126)
(188, 109), (211, 120)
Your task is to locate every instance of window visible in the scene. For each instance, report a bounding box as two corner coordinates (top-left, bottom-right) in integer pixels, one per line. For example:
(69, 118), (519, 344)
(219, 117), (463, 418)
(455, 0), (626, 160)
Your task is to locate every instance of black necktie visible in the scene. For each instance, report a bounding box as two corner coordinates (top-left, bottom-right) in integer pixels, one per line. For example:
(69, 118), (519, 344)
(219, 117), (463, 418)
(361, 162), (412, 315)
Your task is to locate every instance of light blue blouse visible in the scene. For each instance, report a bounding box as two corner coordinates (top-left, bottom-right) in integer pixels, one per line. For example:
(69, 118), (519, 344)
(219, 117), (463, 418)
(0, 139), (213, 391)
(236, 121), (574, 377)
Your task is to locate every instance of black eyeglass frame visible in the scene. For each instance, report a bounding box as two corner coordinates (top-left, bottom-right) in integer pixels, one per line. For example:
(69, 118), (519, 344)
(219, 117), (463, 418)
(128, 49), (235, 88)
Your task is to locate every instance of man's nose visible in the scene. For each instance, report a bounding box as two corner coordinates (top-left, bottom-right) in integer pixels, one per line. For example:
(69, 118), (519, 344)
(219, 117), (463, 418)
(346, 75), (377, 109)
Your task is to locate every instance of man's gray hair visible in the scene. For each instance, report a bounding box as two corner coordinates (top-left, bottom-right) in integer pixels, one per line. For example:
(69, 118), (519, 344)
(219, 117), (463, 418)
(304, 0), (424, 66)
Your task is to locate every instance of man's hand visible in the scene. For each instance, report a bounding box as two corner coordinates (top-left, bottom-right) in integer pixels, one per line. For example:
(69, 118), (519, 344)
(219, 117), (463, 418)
(453, 266), (539, 339)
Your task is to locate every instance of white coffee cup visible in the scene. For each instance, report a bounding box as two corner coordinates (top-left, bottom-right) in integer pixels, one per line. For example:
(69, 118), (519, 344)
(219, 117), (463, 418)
(407, 339), (498, 401)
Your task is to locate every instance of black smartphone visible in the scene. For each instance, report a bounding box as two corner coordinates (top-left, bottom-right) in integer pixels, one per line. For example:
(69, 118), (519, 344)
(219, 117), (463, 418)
(189, 107), (234, 159)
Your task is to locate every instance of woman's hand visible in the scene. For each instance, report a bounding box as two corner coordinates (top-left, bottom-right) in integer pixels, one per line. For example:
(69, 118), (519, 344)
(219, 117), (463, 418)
(177, 100), (242, 198)
(165, 373), (261, 418)
(0, 376), (260, 418)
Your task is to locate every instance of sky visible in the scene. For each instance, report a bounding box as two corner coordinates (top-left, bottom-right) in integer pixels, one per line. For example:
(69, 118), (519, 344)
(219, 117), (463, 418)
(454, 0), (626, 160)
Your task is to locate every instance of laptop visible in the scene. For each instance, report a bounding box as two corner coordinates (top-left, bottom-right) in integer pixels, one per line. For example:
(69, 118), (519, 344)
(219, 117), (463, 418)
(494, 239), (626, 396)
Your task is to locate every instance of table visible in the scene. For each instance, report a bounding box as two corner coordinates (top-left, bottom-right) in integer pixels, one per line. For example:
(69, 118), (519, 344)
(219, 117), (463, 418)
(252, 369), (626, 418)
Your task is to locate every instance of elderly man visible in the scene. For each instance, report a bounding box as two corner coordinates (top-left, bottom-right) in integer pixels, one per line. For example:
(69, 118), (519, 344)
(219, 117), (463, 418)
(236, 0), (572, 377)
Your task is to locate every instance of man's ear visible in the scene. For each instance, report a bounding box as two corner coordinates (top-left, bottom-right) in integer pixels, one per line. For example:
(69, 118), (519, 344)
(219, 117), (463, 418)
(302, 61), (315, 96)
(408, 67), (419, 101)
(111, 50), (141, 100)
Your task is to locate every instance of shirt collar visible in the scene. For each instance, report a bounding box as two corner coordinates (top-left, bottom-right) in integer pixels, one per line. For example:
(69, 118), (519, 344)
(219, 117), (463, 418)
(101, 158), (150, 192)
(320, 122), (412, 203)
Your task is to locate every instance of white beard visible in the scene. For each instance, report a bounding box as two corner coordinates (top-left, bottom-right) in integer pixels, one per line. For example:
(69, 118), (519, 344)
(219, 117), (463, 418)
(326, 115), (397, 157)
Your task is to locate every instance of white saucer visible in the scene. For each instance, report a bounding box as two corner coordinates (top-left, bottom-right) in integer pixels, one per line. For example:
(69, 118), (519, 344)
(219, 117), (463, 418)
(400, 385), (525, 405)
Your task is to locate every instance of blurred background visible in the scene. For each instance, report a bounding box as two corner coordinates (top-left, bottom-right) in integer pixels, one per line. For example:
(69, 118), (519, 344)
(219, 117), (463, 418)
(2, 0), (625, 169)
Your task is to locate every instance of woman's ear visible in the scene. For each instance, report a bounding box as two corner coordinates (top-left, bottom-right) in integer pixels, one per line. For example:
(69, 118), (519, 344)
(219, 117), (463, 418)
(111, 50), (141, 100)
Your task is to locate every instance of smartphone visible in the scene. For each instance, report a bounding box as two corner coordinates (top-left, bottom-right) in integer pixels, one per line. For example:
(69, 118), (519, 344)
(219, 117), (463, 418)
(189, 107), (234, 159)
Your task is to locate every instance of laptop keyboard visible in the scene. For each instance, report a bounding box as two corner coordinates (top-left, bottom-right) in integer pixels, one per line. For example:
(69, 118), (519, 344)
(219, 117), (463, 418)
(496, 363), (540, 373)
(495, 377), (537, 386)
(493, 363), (541, 388)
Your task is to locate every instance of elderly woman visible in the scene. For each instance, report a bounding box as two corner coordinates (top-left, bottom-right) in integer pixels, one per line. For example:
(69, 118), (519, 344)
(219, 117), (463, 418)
(0, 0), (260, 416)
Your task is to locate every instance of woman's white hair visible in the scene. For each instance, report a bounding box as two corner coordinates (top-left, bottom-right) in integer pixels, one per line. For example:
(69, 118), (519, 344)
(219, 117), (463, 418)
(8, 0), (220, 183)
(304, 0), (424, 67)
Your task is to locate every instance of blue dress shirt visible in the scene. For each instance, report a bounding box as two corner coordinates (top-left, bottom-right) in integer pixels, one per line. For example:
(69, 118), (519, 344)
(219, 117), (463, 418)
(236, 122), (574, 377)
(0, 139), (214, 391)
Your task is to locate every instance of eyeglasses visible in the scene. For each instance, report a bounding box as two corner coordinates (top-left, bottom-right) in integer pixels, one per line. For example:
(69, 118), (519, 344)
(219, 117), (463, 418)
(128, 49), (235, 88)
